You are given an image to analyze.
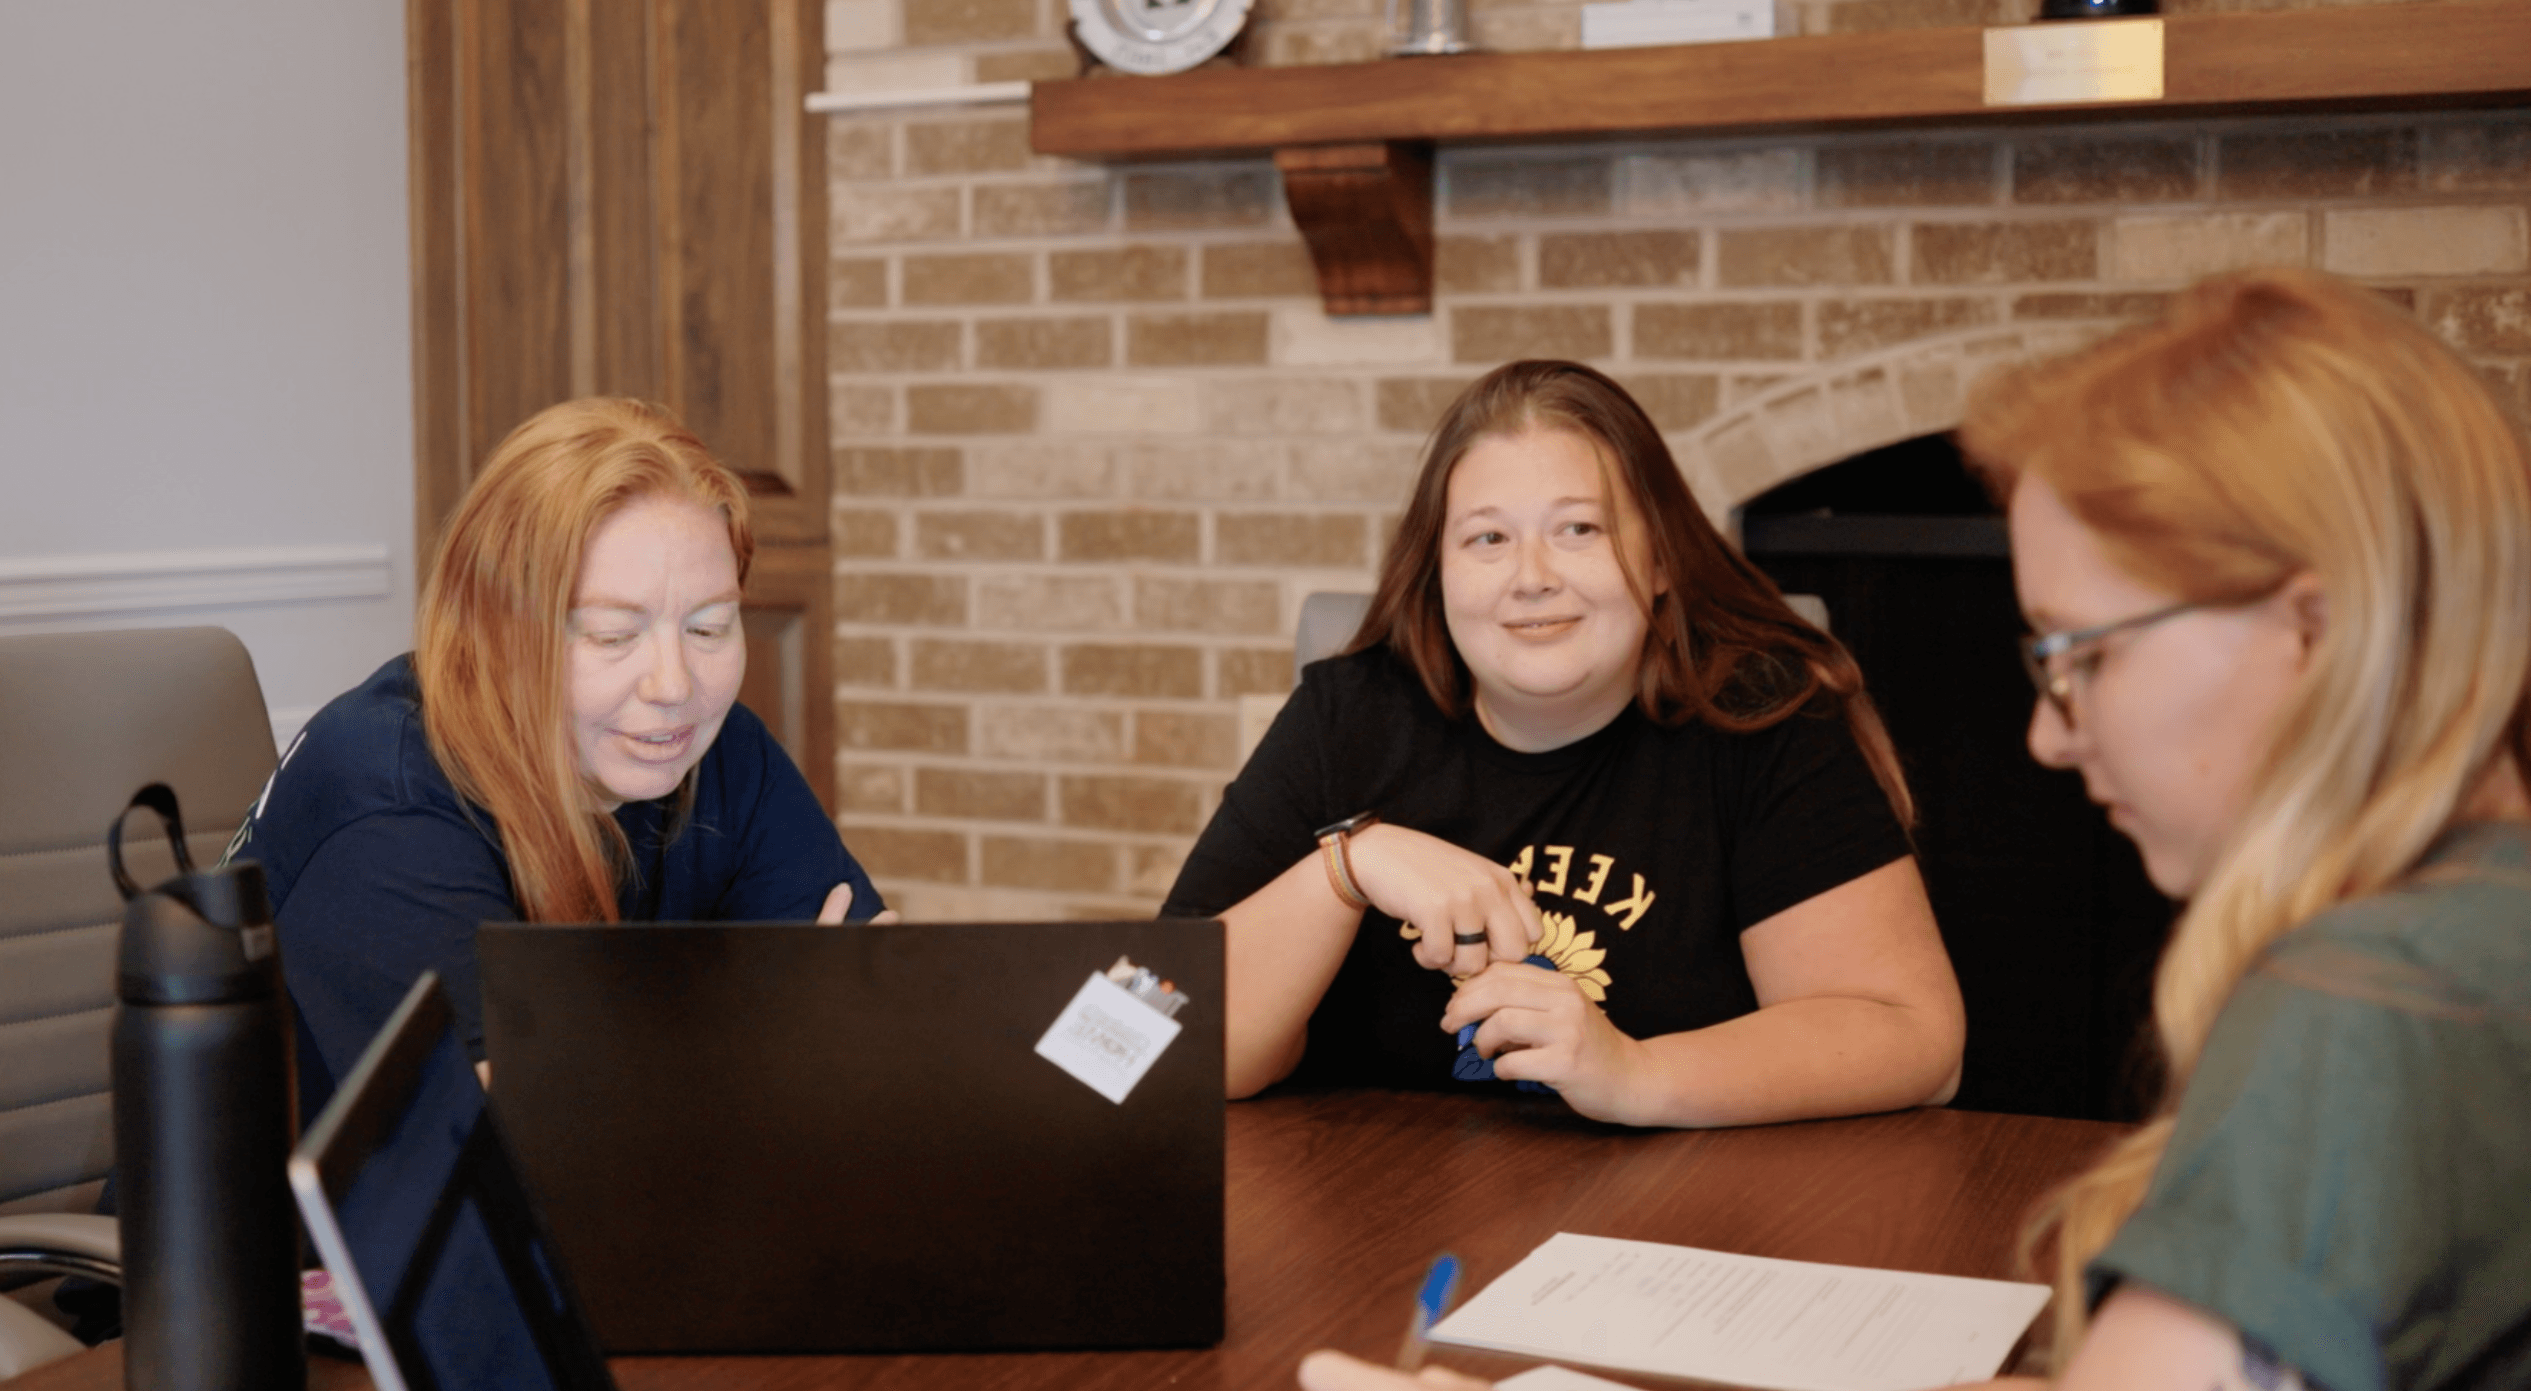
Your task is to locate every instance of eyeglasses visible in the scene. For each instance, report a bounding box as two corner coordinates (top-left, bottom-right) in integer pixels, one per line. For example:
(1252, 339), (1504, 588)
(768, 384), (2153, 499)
(2019, 601), (2202, 730)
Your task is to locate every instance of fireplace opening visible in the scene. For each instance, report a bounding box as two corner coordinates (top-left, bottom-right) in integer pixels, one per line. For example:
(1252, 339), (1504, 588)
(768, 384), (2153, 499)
(1742, 432), (2175, 1123)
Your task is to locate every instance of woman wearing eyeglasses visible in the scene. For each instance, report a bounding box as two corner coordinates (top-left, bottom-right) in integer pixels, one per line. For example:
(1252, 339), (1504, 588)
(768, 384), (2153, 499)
(1297, 273), (2531, 1391)
(1962, 268), (2531, 1391)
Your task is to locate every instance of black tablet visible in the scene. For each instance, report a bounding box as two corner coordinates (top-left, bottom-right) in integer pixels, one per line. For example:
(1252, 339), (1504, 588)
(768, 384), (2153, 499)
(288, 972), (615, 1391)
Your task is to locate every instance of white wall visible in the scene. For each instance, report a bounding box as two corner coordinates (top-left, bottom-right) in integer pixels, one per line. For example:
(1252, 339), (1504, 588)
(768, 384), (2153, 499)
(0, 1), (414, 747)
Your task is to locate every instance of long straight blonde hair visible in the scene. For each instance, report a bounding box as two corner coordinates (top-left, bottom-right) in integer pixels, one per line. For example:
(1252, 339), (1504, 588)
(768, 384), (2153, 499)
(415, 398), (754, 923)
(1957, 268), (2531, 1362)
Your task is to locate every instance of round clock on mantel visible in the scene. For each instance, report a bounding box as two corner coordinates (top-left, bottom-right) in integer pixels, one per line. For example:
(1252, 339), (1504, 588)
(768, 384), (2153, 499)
(1070, 0), (1253, 76)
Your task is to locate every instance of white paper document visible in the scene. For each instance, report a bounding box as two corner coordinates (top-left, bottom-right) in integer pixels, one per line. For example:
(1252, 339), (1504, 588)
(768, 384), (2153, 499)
(1429, 1232), (2049, 1391)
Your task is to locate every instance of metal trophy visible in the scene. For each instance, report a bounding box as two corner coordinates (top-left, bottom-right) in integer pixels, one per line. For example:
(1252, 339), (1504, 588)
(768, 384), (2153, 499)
(1390, 0), (1473, 55)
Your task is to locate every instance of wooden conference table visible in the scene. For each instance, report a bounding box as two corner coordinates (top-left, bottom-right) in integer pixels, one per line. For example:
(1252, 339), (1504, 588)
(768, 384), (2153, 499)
(17, 1089), (2119, 1391)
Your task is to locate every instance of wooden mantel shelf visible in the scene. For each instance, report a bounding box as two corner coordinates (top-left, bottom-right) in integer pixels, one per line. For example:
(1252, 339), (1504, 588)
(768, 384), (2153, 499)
(1029, 0), (2531, 314)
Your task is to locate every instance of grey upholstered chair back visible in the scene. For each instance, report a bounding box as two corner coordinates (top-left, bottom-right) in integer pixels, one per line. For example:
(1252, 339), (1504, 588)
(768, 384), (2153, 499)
(0, 629), (277, 1217)
(1294, 592), (1372, 671)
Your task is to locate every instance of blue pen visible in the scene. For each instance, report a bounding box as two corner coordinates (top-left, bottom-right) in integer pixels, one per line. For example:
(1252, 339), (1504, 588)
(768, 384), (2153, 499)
(1396, 1252), (1462, 1371)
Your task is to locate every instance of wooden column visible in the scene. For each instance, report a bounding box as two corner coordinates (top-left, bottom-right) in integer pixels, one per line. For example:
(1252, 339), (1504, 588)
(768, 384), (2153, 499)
(1274, 142), (1434, 317)
(408, 0), (835, 807)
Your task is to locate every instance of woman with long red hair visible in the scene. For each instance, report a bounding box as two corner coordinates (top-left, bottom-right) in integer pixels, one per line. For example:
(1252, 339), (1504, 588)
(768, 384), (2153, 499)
(240, 397), (885, 1107)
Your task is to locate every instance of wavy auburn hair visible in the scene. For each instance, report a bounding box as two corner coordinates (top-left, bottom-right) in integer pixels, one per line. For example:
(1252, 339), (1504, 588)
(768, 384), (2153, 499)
(415, 397), (754, 923)
(1351, 359), (1912, 824)
(1960, 268), (2531, 1363)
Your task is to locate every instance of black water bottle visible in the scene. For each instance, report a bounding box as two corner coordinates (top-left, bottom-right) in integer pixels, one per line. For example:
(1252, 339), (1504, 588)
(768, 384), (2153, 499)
(108, 784), (305, 1391)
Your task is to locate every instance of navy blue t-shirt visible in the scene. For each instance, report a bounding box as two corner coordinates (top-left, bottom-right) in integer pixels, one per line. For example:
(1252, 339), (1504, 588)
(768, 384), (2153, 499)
(237, 655), (879, 1115)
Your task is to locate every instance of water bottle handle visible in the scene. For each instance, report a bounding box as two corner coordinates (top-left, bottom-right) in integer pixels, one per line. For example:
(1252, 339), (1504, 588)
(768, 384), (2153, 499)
(107, 782), (194, 901)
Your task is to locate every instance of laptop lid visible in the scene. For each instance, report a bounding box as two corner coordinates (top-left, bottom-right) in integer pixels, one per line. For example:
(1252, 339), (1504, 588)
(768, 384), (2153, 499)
(476, 918), (1225, 1355)
(288, 972), (617, 1391)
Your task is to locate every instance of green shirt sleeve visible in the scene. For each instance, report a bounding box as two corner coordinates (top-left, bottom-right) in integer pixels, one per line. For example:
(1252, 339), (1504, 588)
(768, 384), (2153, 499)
(2088, 879), (2531, 1391)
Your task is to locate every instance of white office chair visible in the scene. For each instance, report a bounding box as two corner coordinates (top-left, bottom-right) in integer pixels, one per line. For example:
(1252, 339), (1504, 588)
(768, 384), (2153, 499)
(1295, 592), (1372, 670)
(0, 628), (278, 1374)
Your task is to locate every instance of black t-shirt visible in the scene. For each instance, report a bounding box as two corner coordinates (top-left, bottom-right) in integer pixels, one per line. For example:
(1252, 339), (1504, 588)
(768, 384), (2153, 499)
(237, 654), (880, 1117)
(1162, 645), (1910, 1091)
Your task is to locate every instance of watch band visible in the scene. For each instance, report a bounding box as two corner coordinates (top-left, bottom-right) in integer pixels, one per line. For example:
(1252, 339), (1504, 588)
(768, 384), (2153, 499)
(1312, 811), (1379, 841)
(1314, 812), (1379, 912)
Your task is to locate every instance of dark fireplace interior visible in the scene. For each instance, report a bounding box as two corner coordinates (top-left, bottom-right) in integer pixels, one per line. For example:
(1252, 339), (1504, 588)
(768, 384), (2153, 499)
(1742, 434), (2176, 1123)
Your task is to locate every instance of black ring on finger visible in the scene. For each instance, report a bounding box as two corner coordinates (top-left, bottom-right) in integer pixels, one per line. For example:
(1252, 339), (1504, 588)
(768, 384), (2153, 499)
(1452, 931), (1488, 945)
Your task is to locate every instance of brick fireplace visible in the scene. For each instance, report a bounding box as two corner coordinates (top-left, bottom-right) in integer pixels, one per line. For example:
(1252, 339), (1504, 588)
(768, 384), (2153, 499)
(817, 0), (2531, 921)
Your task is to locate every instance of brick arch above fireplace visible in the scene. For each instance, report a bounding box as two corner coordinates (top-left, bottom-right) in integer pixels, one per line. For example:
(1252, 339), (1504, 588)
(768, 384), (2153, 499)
(1672, 320), (2133, 521)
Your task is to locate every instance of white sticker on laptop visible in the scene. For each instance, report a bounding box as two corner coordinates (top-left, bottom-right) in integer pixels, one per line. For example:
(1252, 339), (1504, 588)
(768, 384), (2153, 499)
(1035, 971), (1181, 1104)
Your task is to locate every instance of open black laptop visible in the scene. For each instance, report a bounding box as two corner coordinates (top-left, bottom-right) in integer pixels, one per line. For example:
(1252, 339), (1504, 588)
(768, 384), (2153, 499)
(474, 918), (1225, 1355)
(289, 972), (617, 1391)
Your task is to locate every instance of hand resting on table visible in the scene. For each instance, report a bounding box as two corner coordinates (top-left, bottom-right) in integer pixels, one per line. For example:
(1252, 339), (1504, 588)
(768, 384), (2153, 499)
(1441, 962), (1650, 1120)
(1299, 1350), (1491, 1391)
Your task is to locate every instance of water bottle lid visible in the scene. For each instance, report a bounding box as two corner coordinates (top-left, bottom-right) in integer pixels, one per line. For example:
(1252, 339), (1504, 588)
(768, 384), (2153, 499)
(117, 862), (280, 1006)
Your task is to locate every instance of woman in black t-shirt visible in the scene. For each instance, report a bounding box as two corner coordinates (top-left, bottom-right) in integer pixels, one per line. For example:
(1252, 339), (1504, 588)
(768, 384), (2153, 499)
(1164, 361), (1964, 1127)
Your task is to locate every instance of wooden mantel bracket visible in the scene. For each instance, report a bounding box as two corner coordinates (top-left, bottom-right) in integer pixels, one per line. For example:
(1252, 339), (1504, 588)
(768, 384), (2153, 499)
(1274, 142), (1433, 318)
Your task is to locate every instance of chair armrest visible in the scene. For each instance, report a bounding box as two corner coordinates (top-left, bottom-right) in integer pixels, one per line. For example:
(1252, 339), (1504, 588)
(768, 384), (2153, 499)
(0, 1213), (120, 1285)
(0, 1293), (86, 1379)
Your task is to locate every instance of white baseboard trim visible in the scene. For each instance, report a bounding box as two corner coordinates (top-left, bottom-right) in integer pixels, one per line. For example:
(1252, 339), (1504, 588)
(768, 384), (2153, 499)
(0, 545), (391, 624)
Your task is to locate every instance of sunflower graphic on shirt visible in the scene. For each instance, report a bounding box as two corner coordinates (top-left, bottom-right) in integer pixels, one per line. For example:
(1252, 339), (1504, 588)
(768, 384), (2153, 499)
(1533, 910), (1612, 1001)
(1412, 908), (1616, 1000)
(1396, 839), (1644, 1000)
